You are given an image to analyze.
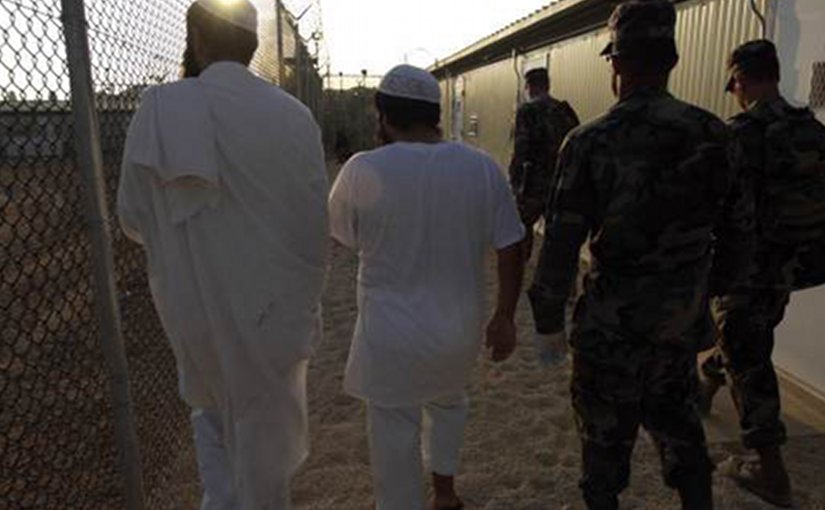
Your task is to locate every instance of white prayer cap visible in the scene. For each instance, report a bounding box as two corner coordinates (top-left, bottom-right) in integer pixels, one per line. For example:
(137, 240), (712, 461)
(194, 0), (258, 34)
(379, 65), (441, 105)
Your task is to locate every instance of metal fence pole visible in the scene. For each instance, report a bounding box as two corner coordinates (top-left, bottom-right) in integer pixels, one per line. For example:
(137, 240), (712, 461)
(276, 0), (286, 86)
(60, 2), (147, 510)
(297, 30), (305, 103)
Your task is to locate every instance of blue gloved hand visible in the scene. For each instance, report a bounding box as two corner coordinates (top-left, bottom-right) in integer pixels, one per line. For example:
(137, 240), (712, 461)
(534, 331), (568, 368)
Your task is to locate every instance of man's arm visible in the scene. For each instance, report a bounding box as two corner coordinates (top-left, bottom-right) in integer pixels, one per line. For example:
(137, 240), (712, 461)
(524, 103), (580, 221)
(709, 124), (757, 296)
(521, 103), (581, 229)
(328, 160), (358, 250)
(486, 162), (527, 362)
(543, 103), (580, 203)
(509, 106), (529, 196)
(486, 242), (525, 362)
(710, 122), (757, 295)
(528, 137), (593, 335)
(116, 89), (158, 245)
(116, 163), (145, 245)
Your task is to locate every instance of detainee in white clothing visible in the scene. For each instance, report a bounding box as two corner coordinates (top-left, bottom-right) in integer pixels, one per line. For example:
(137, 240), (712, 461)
(329, 65), (525, 510)
(367, 394), (471, 509)
(116, 2), (328, 509)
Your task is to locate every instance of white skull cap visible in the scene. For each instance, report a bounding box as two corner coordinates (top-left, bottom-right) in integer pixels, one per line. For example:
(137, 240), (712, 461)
(379, 65), (441, 105)
(195, 0), (258, 33)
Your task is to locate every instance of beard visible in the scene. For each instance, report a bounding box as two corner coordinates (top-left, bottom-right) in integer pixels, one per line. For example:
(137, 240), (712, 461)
(377, 121), (393, 146)
(182, 43), (202, 78)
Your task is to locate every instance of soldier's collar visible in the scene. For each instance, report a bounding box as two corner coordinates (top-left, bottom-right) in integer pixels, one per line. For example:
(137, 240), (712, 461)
(749, 95), (790, 117)
(615, 85), (671, 107)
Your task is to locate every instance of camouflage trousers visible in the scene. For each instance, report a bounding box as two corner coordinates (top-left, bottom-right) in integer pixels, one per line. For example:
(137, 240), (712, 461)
(701, 288), (790, 449)
(572, 343), (713, 510)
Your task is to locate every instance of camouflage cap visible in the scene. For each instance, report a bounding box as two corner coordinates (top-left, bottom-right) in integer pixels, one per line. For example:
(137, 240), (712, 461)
(725, 39), (780, 92)
(600, 0), (678, 59)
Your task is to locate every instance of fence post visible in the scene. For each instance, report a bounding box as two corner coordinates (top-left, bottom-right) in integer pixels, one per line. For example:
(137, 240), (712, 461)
(296, 29), (304, 103)
(59, 2), (147, 510)
(275, 0), (286, 86)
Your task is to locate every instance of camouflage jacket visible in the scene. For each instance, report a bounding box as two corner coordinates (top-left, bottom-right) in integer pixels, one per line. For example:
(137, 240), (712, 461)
(728, 96), (825, 291)
(528, 87), (755, 352)
(509, 94), (580, 224)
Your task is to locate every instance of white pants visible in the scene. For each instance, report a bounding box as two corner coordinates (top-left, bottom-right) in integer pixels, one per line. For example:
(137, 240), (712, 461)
(367, 394), (470, 510)
(192, 409), (290, 510)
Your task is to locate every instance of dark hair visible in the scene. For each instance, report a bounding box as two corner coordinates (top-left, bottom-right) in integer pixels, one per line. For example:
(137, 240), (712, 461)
(615, 42), (679, 76)
(375, 92), (441, 131)
(730, 39), (781, 83)
(186, 3), (258, 67)
(738, 59), (780, 83)
(525, 68), (550, 90)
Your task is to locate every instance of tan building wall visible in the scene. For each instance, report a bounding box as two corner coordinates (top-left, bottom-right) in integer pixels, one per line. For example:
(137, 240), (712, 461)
(772, 0), (825, 399)
(442, 0), (767, 167)
(441, 59), (520, 169)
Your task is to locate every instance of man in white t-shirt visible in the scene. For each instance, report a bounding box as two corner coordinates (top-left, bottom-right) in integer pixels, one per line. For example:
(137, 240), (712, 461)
(329, 65), (525, 510)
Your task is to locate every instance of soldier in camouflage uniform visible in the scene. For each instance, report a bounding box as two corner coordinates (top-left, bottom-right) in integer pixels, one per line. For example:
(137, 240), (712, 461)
(528, 2), (756, 509)
(698, 40), (825, 508)
(509, 67), (579, 259)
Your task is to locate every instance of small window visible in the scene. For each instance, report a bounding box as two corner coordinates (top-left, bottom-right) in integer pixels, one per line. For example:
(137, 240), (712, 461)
(811, 62), (825, 110)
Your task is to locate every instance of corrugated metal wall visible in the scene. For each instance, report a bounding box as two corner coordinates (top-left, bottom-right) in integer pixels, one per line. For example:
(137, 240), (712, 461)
(442, 0), (769, 166)
(455, 58), (521, 168)
(547, 31), (615, 123)
(670, 0), (768, 118)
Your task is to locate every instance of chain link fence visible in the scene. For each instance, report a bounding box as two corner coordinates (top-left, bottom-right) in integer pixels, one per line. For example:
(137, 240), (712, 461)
(0, 1), (323, 509)
(279, 5), (323, 119)
(323, 85), (380, 163)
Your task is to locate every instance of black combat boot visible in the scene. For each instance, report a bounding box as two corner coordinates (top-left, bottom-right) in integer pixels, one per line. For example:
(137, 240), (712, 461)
(725, 446), (792, 508)
(676, 475), (714, 510)
(583, 491), (619, 510)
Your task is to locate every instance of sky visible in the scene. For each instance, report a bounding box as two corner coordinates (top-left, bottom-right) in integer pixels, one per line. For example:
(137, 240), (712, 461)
(0, 0), (554, 99)
(287, 0), (555, 76)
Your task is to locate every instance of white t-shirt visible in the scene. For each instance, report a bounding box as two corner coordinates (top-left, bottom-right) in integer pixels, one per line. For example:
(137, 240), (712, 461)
(329, 141), (524, 406)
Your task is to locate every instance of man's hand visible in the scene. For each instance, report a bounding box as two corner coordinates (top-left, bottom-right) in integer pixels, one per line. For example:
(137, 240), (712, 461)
(519, 198), (545, 227)
(534, 331), (568, 368)
(486, 313), (517, 363)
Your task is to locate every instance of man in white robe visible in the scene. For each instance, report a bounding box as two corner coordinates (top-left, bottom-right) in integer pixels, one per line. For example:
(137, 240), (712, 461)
(116, 1), (328, 508)
(329, 65), (525, 510)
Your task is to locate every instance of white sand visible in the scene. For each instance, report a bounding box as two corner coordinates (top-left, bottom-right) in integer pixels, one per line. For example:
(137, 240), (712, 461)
(165, 162), (825, 509)
(290, 240), (825, 510)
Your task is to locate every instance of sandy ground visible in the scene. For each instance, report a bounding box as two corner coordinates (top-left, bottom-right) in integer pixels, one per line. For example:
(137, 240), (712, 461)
(165, 165), (825, 509)
(286, 241), (825, 510)
(166, 239), (825, 509)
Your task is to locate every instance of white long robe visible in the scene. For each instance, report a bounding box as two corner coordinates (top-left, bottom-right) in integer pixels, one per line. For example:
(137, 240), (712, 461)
(117, 62), (328, 507)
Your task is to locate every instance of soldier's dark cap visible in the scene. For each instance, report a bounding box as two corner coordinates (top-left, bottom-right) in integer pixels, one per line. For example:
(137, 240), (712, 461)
(524, 67), (548, 79)
(600, 0), (678, 60)
(725, 39), (780, 92)
(524, 67), (550, 87)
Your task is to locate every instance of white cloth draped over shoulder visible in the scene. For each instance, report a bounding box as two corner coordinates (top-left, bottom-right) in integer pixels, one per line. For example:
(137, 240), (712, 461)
(117, 62), (328, 503)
